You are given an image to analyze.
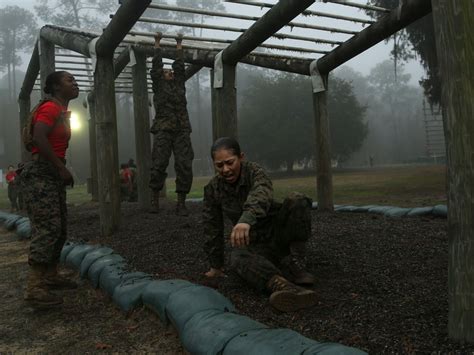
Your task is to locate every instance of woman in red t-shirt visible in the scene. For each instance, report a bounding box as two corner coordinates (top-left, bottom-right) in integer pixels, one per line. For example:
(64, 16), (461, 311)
(20, 71), (79, 308)
(5, 165), (18, 212)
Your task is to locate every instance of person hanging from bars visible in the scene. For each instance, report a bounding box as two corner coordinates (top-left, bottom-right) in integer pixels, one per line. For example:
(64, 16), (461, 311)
(149, 31), (194, 216)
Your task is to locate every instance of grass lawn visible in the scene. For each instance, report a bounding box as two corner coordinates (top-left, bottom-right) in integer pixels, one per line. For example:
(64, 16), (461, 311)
(0, 165), (446, 210)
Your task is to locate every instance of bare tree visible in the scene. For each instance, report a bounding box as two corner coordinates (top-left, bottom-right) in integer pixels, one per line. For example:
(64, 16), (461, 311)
(0, 6), (37, 101)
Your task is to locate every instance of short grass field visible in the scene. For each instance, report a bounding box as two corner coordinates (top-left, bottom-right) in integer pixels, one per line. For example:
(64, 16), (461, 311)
(0, 165), (446, 210)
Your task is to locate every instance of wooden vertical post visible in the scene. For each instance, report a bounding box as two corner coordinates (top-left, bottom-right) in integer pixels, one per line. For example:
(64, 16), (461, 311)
(431, 0), (474, 342)
(213, 57), (238, 139)
(132, 49), (152, 210)
(210, 69), (218, 142)
(87, 93), (99, 202)
(311, 69), (333, 211)
(94, 55), (121, 236)
(39, 37), (55, 99)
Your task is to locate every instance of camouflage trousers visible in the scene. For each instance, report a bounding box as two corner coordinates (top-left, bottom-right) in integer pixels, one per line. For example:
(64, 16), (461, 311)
(230, 192), (312, 291)
(8, 184), (18, 210)
(20, 161), (67, 266)
(150, 130), (194, 194)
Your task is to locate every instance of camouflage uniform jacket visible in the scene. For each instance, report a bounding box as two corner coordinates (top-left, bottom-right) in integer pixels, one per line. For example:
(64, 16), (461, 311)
(203, 161), (280, 269)
(150, 48), (191, 132)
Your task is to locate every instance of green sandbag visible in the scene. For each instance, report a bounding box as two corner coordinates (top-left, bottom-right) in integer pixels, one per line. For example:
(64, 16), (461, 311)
(79, 247), (114, 278)
(4, 215), (21, 230)
(100, 269), (149, 297)
(16, 221), (31, 239)
(65, 244), (97, 269)
(407, 206), (434, 216)
(350, 206), (371, 212)
(180, 309), (267, 354)
(166, 285), (236, 334)
(433, 204), (447, 217)
(0, 211), (11, 222)
(186, 197), (203, 203)
(303, 342), (367, 354)
(383, 207), (411, 217)
(112, 278), (152, 312)
(223, 328), (319, 355)
(87, 254), (125, 288)
(60, 242), (77, 264)
(15, 217), (29, 227)
(142, 279), (194, 324)
(367, 206), (395, 214)
(335, 205), (356, 212)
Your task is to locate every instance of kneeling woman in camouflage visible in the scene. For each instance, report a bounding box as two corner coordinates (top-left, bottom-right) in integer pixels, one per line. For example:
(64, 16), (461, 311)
(21, 71), (79, 308)
(203, 137), (317, 312)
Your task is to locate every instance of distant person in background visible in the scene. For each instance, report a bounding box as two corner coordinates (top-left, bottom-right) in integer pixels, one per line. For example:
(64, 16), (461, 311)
(5, 165), (18, 212)
(21, 70), (79, 308)
(119, 163), (133, 202)
(203, 137), (317, 312)
(127, 158), (138, 202)
(149, 31), (194, 216)
(369, 155), (374, 168)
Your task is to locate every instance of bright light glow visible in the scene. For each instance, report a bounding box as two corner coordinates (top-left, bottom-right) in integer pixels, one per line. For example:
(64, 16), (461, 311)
(70, 112), (81, 131)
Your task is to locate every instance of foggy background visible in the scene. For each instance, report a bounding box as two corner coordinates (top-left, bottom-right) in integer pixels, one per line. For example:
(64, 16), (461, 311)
(0, 0), (440, 183)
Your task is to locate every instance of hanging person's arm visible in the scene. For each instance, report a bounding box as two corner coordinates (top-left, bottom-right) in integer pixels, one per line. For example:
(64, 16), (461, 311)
(150, 31), (165, 93)
(172, 33), (185, 83)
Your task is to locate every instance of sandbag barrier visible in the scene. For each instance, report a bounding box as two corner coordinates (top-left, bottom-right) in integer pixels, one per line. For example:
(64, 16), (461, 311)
(0, 211), (366, 354)
(186, 199), (447, 218)
(58, 242), (365, 354)
(0, 211), (32, 239)
(315, 203), (448, 218)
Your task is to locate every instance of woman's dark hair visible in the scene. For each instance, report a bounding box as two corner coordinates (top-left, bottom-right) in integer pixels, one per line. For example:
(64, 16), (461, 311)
(210, 137), (241, 158)
(44, 71), (68, 95)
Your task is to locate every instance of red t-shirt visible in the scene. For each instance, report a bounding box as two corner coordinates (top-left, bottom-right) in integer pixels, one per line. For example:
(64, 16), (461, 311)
(31, 101), (71, 158)
(120, 168), (132, 183)
(6, 171), (17, 184)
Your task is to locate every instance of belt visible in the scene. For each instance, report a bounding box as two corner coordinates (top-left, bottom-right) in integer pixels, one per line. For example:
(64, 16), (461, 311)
(32, 154), (66, 165)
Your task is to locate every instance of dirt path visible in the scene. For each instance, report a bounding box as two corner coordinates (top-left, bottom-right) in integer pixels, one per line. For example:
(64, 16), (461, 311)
(0, 228), (184, 353)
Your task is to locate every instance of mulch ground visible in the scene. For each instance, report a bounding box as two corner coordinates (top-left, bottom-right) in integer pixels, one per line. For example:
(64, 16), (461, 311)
(0, 228), (184, 353)
(67, 200), (474, 354)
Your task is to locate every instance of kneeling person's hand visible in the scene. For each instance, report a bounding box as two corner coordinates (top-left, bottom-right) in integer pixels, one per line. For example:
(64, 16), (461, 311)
(231, 223), (250, 247)
(205, 268), (225, 278)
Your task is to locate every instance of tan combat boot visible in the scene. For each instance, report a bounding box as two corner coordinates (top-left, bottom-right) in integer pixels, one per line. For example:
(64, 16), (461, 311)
(288, 242), (315, 286)
(151, 190), (160, 213)
(44, 264), (77, 290)
(24, 264), (63, 308)
(175, 193), (189, 216)
(267, 275), (317, 312)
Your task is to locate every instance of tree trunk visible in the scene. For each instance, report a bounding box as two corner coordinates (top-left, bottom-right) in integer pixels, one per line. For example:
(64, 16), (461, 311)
(431, 0), (474, 342)
(7, 61), (12, 102)
(12, 32), (17, 99)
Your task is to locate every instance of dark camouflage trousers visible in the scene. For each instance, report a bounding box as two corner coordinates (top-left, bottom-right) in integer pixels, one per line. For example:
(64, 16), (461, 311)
(150, 130), (194, 194)
(230, 192), (312, 291)
(8, 184), (18, 210)
(20, 161), (67, 266)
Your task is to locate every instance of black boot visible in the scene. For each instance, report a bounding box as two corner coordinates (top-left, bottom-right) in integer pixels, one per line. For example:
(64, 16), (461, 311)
(267, 275), (317, 312)
(288, 242), (315, 286)
(151, 190), (160, 213)
(175, 193), (189, 216)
